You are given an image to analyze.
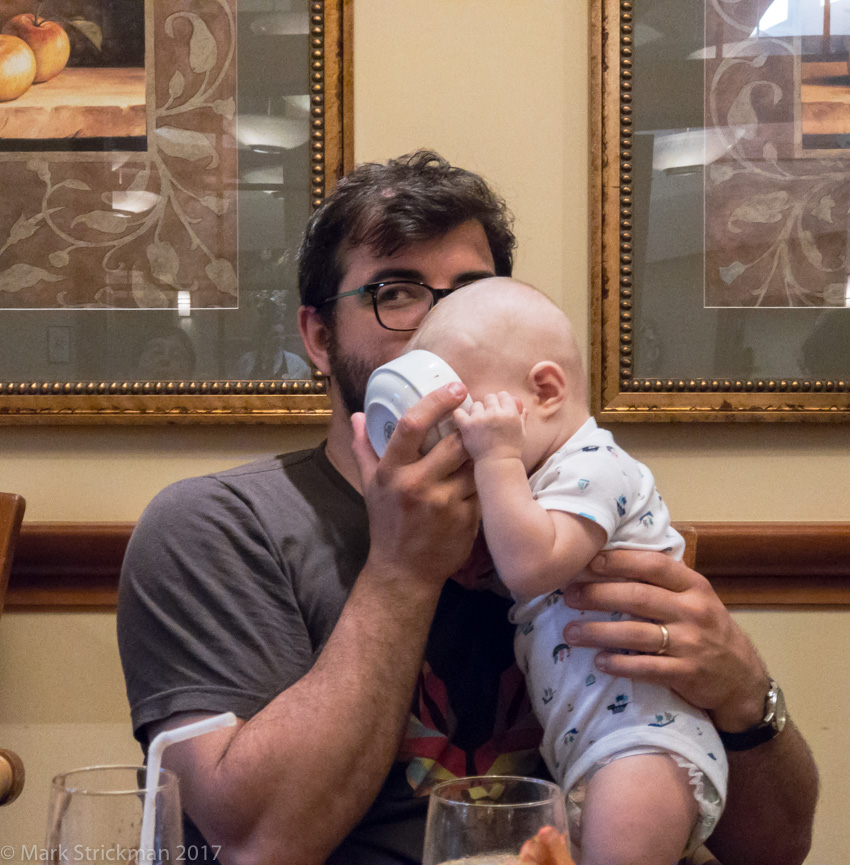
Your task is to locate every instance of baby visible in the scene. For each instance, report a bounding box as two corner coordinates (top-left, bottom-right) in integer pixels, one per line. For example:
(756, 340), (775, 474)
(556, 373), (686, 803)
(406, 278), (728, 865)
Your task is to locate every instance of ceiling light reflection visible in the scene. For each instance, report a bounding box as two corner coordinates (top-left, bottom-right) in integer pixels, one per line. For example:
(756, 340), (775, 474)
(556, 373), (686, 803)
(237, 115), (309, 151)
(112, 191), (160, 213)
(652, 127), (746, 173)
(284, 95), (310, 118)
(250, 13), (308, 36)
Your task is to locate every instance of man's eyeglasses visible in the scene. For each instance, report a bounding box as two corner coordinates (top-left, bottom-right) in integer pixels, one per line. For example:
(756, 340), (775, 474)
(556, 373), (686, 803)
(317, 281), (470, 331)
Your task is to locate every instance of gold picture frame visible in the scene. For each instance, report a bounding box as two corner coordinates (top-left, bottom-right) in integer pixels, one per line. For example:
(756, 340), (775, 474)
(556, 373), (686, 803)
(0, 0), (350, 424)
(591, 0), (850, 421)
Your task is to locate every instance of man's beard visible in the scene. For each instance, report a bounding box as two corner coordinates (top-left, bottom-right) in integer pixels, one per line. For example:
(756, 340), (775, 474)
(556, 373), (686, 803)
(326, 331), (374, 416)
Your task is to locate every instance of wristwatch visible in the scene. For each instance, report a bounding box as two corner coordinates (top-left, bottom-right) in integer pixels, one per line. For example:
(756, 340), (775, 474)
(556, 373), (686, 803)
(718, 678), (787, 752)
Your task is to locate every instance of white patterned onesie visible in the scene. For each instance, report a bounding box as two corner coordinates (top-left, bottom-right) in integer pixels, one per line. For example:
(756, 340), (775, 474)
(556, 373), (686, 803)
(510, 418), (728, 850)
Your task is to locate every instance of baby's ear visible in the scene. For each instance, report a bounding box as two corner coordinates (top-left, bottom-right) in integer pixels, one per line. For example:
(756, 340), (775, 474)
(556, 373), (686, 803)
(527, 361), (567, 413)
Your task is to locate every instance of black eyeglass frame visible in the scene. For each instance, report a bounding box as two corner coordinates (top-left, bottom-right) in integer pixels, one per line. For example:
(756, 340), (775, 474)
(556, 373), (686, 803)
(316, 280), (465, 331)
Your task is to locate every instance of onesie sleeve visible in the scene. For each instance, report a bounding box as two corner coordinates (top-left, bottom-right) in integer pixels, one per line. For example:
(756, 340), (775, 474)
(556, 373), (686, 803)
(117, 475), (313, 744)
(529, 447), (634, 540)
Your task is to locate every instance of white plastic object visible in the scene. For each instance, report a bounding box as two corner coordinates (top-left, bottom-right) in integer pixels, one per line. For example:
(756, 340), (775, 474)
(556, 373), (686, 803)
(364, 350), (472, 456)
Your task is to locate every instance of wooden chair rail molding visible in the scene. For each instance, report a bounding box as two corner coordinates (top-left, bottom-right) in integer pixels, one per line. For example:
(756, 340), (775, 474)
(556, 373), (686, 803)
(5, 522), (850, 609)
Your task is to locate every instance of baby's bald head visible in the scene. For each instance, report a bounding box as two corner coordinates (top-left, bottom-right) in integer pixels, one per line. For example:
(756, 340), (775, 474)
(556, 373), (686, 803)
(409, 277), (587, 405)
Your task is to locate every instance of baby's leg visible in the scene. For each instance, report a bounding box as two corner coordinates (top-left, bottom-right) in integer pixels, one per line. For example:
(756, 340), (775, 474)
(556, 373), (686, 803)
(577, 753), (697, 865)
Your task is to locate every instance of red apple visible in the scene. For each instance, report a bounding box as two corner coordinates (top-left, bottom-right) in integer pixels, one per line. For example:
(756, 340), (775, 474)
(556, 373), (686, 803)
(0, 32), (35, 101)
(2, 11), (69, 83)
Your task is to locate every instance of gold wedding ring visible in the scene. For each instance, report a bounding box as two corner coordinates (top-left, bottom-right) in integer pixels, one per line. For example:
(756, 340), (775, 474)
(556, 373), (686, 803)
(654, 623), (670, 656)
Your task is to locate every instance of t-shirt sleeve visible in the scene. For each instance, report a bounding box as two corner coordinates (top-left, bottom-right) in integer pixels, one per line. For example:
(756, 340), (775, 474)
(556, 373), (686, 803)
(117, 475), (313, 744)
(530, 449), (631, 540)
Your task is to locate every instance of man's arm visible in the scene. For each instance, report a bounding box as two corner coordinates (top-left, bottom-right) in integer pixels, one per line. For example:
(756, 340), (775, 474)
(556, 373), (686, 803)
(153, 385), (479, 865)
(157, 557), (446, 865)
(709, 719), (816, 865)
(560, 551), (818, 865)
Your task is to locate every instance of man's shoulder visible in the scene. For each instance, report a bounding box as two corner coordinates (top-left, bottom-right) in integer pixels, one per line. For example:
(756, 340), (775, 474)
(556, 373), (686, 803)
(211, 445), (322, 480)
(123, 443), (363, 587)
(207, 447), (320, 487)
(136, 444), (341, 532)
(156, 446), (323, 500)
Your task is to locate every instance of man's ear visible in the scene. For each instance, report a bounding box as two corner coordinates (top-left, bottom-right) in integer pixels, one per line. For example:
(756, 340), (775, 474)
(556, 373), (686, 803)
(527, 361), (567, 415)
(298, 305), (332, 376)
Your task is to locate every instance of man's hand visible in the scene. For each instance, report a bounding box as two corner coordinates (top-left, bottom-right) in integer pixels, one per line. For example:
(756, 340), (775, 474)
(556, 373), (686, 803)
(451, 526), (498, 591)
(560, 550), (767, 731)
(454, 391), (525, 463)
(351, 381), (480, 586)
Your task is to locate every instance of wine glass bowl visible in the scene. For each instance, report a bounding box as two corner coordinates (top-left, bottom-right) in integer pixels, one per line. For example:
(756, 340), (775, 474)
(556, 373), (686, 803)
(45, 765), (182, 865)
(422, 775), (569, 865)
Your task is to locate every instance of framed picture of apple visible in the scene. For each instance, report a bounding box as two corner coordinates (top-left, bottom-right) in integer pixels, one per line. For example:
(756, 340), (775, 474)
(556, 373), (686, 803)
(0, 0), (351, 424)
(0, 1), (145, 150)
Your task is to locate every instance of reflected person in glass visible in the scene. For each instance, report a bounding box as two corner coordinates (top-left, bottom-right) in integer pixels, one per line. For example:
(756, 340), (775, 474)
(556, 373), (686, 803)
(231, 296), (311, 380)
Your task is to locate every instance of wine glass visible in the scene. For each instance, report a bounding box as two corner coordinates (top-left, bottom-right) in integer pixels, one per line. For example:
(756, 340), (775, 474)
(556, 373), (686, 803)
(45, 765), (182, 865)
(422, 775), (569, 865)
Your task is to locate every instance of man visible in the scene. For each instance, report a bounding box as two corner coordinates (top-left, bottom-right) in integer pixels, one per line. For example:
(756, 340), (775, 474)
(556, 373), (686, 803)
(118, 151), (817, 865)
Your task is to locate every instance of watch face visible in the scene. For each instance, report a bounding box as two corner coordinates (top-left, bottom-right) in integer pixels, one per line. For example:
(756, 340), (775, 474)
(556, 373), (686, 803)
(767, 681), (787, 732)
(773, 685), (787, 731)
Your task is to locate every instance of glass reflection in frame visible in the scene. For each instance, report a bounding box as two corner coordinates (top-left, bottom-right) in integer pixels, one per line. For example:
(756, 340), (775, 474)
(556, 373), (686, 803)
(630, 0), (850, 382)
(0, 0), (316, 385)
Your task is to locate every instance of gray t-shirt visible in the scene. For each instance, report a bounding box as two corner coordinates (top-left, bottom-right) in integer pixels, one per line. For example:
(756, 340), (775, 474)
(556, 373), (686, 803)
(118, 444), (542, 863)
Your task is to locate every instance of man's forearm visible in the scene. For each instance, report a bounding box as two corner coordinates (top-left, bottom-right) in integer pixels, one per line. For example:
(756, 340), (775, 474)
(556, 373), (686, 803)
(707, 719), (818, 865)
(192, 561), (444, 865)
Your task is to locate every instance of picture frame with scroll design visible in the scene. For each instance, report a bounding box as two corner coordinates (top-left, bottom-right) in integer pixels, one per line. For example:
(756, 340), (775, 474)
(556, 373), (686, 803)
(0, 0), (351, 424)
(592, 0), (850, 421)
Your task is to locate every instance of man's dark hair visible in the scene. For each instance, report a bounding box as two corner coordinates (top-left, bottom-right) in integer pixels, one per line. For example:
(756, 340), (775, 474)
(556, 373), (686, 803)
(297, 150), (516, 314)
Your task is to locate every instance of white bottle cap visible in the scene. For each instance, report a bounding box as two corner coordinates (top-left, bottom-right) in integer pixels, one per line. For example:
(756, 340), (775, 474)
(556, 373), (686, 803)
(364, 350), (472, 456)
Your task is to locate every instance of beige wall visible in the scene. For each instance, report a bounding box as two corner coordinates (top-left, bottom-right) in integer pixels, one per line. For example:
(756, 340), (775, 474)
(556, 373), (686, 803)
(0, 2), (847, 859)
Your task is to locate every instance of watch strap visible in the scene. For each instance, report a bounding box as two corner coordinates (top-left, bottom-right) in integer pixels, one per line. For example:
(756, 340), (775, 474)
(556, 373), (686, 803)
(717, 722), (781, 752)
(718, 678), (785, 752)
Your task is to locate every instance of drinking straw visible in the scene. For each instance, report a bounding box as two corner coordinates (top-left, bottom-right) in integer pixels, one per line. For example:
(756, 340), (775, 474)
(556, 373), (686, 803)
(139, 712), (237, 863)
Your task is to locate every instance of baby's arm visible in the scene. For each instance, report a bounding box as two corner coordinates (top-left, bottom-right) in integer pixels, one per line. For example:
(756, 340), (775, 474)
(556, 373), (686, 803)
(454, 392), (607, 600)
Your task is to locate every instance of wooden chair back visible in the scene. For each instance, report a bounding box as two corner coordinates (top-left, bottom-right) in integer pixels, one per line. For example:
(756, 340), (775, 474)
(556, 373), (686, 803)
(0, 492), (26, 806)
(0, 492), (26, 619)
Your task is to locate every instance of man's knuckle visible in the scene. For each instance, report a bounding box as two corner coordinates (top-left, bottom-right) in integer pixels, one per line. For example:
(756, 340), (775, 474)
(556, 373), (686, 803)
(389, 473), (423, 504)
(690, 570), (713, 592)
(373, 462), (393, 486)
(674, 622), (700, 649)
(685, 599), (716, 630)
(395, 414), (425, 437)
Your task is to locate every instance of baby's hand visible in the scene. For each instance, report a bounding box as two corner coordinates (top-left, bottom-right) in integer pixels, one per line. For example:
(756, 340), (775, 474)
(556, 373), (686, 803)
(453, 391), (525, 462)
